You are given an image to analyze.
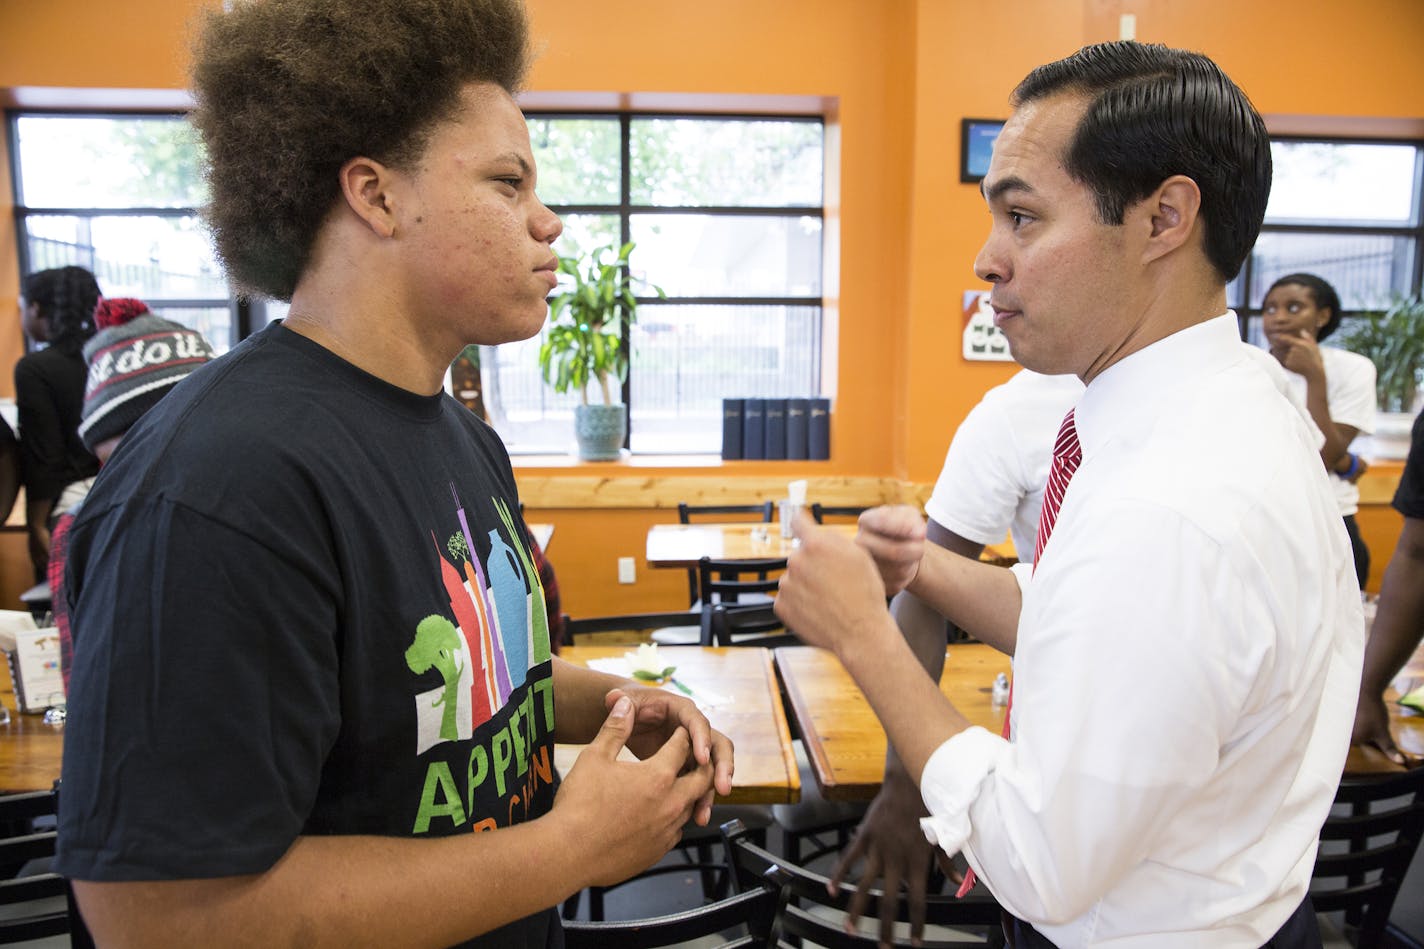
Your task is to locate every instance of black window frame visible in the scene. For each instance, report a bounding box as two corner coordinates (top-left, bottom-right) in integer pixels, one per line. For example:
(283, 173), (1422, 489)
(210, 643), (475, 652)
(1235, 133), (1424, 342)
(5, 108), (254, 352)
(517, 108), (827, 454)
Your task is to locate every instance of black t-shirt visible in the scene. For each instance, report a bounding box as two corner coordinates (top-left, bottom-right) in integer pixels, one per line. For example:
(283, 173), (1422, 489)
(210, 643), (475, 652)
(1394, 410), (1424, 520)
(56, 324), (560, 948)
(14, 345), (100, 501)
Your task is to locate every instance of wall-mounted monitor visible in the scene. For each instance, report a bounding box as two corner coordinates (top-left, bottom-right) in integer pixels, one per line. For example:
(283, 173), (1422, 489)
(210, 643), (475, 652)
(960, 118), (1005, 184)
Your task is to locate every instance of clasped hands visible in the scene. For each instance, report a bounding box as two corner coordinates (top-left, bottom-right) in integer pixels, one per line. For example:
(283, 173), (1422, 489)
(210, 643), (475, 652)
(555, 686), (734, 888)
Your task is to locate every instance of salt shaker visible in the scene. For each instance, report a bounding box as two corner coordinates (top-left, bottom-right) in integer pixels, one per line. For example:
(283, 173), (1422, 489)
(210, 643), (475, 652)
(780, 479), (808, 539)
(991, 672), (1010, 706)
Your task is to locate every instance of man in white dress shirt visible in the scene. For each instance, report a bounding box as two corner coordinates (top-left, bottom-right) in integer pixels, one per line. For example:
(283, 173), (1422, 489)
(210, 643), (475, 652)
(776, 41), (1361, 947)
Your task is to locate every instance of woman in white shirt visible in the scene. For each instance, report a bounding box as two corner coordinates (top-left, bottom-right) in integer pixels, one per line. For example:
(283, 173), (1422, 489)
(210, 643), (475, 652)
(1264, 272), (1377, 587)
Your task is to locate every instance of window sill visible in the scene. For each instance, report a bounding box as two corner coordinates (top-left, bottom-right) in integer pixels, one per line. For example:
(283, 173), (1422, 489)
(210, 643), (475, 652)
(510, 453), (832, 471)
(511, 457), (877, 510)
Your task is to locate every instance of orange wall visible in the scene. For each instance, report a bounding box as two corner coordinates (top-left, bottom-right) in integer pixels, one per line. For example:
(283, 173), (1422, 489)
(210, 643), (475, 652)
(4, 0), (1423, 477)
(2, 0), (1423, 613)
(901, 0), (1424, 480)
(523, 0), (917, 477)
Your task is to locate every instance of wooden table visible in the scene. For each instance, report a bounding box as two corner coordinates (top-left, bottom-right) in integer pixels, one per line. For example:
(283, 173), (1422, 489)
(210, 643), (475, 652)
(645, 523), (855, 568)
(776, 639), (1424, 793)
(556, 645), (800, 804)
(774, 643), (1010, 801)
(0, 668), (63, 793)
(646, 522), (1015, 569)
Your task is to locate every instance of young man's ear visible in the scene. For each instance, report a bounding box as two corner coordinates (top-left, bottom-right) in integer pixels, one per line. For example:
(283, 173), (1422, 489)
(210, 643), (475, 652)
(338, 156), (399, 239)
(1140, 174), (1203, 264)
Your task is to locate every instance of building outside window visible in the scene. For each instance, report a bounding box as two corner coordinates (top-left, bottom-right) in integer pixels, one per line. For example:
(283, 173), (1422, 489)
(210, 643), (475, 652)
(9, 110), (827, 457)
(15, 115), (1418, 454)
(8, 113), (237, 352)
(486, 113), (826, 455)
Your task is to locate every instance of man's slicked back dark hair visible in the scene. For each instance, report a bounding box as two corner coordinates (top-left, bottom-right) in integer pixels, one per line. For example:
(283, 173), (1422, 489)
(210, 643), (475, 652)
(1012, 40), (1271, 282)
(190, 0), (530, 301)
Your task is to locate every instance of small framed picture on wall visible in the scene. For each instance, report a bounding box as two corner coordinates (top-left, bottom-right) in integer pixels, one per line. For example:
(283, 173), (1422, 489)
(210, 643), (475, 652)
(960, 118), (1005, 183)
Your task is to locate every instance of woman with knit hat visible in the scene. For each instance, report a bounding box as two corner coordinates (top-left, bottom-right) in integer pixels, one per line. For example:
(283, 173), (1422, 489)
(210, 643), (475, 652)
(50, 296), (215, 692)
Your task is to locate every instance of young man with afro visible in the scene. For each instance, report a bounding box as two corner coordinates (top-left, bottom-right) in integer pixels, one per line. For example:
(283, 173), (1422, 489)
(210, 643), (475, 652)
(55, 2), (732, 945)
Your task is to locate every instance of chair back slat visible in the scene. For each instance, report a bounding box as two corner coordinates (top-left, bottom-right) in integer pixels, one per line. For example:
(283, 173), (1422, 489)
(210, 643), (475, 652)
(0, 911), (70, 943)
(563, 883), (779, 949)
(1314, 839), (1412, 876)
(565, 611), (700, 638)
(1317, 803), (1417, 840)
(809, 504), (869, 524)
(0, 831), (58, 869)
(697, 557), (785, 606)
(1309, 767), (1424, 947)
(678, 503), (774, 606)
(0, 788), (89, 946)
(722, 820), (1005, 947)
(678, 503), (775, 524)
(707, 604), (800, 649)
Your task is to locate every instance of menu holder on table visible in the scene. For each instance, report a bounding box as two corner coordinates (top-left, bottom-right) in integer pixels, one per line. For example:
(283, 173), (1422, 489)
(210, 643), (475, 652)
(0, 610), (64, 714)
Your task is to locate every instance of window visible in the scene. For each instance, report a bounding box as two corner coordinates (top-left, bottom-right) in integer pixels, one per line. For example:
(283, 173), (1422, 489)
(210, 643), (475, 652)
(8, 113), (241, 352)
(1235, 138), (1424, 346)
(483, 113), (826, 455)
(9, 110), (828, 456)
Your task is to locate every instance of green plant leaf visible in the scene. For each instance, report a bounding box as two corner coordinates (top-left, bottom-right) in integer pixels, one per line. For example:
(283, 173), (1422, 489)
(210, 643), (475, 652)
(1338, 294), (1424, 412)
(541, 238), (665, 404)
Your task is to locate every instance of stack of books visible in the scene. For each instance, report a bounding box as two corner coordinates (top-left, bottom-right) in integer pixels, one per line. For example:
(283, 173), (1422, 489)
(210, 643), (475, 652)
(721, 397), (830, 461)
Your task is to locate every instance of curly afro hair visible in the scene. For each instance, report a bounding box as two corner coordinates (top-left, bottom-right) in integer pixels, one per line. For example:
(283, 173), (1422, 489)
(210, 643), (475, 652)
(190, 0), (530, 301)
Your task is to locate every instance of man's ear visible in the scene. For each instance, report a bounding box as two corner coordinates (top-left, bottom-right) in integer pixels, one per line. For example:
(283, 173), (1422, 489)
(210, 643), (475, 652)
(337, 156), (399, 239)
(1141, 174), (1202, 264)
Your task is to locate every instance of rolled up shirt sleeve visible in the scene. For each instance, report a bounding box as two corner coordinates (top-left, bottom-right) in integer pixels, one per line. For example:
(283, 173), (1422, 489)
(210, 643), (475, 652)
(919, 726), (1011, 855)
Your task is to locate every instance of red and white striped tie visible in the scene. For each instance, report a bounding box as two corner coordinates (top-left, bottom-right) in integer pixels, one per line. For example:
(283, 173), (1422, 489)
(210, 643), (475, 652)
(957, 408), (1080, 898)
(1034, 409), (1083, 566)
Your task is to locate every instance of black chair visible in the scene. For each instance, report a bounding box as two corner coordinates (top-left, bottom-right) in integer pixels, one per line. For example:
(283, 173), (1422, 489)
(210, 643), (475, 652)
(1311, 766), (1424, 948)
(697, 556), (784, 608)
(769, 737), (868, 867)
(706, 603), (800, 649)
(564, 610), (704, 647)
(677, 503), (775, 607)
(563, 883), (782, 949)
(653, 556), (786, 646)
(809, 503), (870, 524)
(723, 819), (1005, 949)
(0, 787), (91, 946)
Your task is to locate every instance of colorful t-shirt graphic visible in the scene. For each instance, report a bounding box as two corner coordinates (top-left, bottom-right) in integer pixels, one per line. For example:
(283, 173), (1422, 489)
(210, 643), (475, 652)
(58, 325), (563, 948)
(410, 491), (553, 754)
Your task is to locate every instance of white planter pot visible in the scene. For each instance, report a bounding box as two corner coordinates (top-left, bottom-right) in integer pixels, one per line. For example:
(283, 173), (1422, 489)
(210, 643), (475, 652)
(574, 403), (627, 461)
(1355, 410), (1419, 461)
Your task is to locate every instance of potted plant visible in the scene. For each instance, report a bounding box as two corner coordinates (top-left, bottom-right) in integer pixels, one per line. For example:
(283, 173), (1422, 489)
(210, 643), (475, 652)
(1338, 295), (1424, 458)
(538, 240), (662, 460)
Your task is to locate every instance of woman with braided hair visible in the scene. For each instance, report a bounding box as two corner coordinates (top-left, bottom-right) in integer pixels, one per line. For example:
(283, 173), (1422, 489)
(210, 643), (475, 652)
(15, 265), (102, 581)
